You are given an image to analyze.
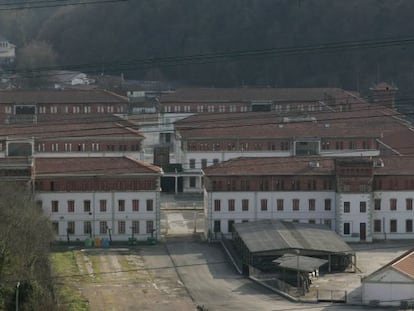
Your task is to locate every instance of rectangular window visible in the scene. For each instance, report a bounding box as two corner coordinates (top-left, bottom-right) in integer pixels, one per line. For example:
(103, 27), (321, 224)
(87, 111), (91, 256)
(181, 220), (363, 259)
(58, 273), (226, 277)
(118, 199), (125, 212)
(390, 219), (397, 233)
(146, 220), (154, 234)
(324, 219), (332, 229)
(52, 200), (59, 212)
(67, 200), (75, 213)
(343, 222), (350, 235)
(406, 219), (413, 233)
(118, 221), (126, 234)
(213, 158), (219, 165)
(132, 199), (139, 212)
(201, 159), (207, 168)
(324, 199), (331, 211)
(52, 221), (59, 234)
(189, 177), (196, 188)
(228, 199), (235, 211)
(100, 200), (107, 212)
(344, 201), (350, 213)
(228, 220), (235, 233)
(374, 219), (382, 233)
(213, 220), (221, 233)
(260, 199), (268, 211)
(308, 199), (315, 211)
(360, 201), (367, 213)
(189, 159), (196, 169)
(146, 199), (154, 211)
(214, 199), (221, 212)
(308, 219), (316, 224)
(67, 221), (75, 234)
(406, 198), (413, 211)
(242, 199), (249, 211)
(84, 221), (91, 235)
(292, 199), (299, 211)
(374, 198), (381, 210)
(277, 199), (284, 211)
(84, 200), (91, 213)
(132, 221), (139, 234)
(99, 221), (107, 234)
(390, 199), (397, 211)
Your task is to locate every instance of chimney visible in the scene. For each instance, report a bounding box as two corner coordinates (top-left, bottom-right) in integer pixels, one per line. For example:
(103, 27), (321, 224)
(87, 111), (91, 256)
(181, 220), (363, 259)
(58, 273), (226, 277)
(369, 82), (398, 109)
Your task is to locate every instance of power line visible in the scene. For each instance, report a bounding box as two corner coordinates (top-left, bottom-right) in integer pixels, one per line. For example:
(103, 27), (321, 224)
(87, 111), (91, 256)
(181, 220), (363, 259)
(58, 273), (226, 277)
(0, 0), (128, 10)
(6, 35), (414, 76)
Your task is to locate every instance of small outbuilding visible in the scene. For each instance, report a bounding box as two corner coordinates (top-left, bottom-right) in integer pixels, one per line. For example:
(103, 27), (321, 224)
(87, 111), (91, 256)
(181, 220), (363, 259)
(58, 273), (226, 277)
(362, 249), (414, 307)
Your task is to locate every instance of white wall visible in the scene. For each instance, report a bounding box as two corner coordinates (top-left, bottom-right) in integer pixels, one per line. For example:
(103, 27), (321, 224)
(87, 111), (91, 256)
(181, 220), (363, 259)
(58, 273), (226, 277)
(336, 193), (372, 242)
(37, 190), (160, 241)
(205, 191), (336, 236)
(362, 282), (414, 306)
(372, 191), (414, 240)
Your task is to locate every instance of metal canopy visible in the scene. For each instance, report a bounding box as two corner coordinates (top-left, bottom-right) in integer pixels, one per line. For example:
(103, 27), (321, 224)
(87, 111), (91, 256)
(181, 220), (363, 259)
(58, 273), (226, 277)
(273, 254), (328, 272)
(233, 219), (353, 255)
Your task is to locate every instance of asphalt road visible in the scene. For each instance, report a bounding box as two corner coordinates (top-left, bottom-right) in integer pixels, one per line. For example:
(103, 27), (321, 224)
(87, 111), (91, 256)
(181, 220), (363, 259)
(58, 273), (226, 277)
(161, 208), (398, 311)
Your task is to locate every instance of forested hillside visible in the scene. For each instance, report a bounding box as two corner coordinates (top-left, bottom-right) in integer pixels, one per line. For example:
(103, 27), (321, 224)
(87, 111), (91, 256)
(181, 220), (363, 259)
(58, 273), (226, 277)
(2, 0), (414, 97)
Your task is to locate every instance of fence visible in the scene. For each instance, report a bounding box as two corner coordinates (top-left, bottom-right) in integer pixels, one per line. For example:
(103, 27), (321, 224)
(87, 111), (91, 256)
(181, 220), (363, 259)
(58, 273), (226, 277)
(316, 289), (347, 302)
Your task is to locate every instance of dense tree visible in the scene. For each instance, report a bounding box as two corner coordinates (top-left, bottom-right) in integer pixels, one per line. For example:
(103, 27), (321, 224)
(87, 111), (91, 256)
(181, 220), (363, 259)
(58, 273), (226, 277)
(2, 0), (414, 99)
(15, 40), (58, 87)
(0, 183), (55, 310)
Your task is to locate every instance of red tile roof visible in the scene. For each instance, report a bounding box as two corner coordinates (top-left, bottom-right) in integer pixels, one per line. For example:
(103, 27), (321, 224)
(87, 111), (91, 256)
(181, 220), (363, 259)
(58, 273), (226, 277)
(34, 157), (161, 175)
(203, 157), (336, 176)
(0, 89), (128, 104)
(175, 110), (382, 139)
(203, 156), (414, 176)
(363, 249), (414, 282)
(0, 115), (143, 140)
(392, 251), (414, 279)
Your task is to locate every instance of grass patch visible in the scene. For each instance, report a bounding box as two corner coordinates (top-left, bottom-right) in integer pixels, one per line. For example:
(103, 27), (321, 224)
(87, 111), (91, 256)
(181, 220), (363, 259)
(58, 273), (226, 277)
(50, 250), (89, 311)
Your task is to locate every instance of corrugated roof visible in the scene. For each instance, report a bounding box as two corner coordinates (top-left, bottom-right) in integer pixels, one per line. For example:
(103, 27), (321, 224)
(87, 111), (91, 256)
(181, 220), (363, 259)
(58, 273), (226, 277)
(233, 220), (353, 254)
(273, 254), (328, 272)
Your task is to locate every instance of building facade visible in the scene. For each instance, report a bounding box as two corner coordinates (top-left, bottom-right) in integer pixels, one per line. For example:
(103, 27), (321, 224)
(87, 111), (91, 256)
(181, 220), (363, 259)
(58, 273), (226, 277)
(203, 157), (414, 243)
(33, 157), (162, 241)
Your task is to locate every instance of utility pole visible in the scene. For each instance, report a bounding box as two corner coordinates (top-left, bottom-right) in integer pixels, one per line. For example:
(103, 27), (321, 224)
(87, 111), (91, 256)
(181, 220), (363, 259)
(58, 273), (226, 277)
(15, 281), (20, 311)
(296, 250), (300, 295)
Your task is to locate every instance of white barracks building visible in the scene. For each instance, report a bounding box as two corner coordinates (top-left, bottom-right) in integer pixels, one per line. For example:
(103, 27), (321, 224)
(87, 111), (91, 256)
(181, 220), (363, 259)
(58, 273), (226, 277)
(203, 156), (414, 242)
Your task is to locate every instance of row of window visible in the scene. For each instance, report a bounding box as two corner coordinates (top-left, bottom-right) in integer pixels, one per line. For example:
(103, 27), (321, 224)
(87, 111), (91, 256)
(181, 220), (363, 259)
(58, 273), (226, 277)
(342, 198), (414, 213)
(373, 219), (413, 233)
(189, 158), (219, 169)
(163, 105), (249, 113)
(213, 218), (333, 233)
(213, 198), (332, 212)
(37, 179), (156, 192)
(59, 220), (154, 235)
(210, 179), (334, 192)
(187, 140), (376, 153)
(37, 143), (140, 153)
(374, 198), (413, 211)
(8, 105), (126, 114)
(187, 141), (290, 152)
(50, 199), (154, 213)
